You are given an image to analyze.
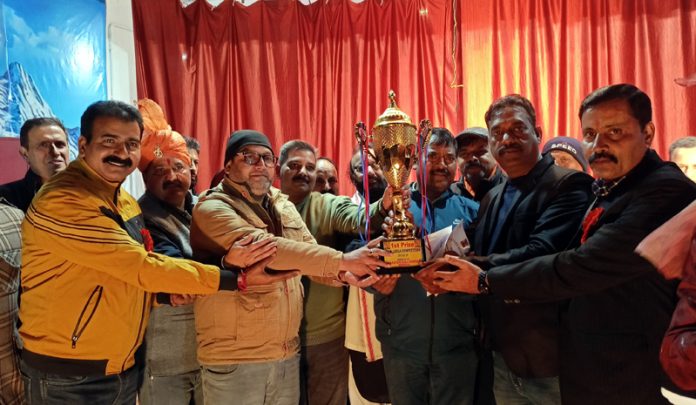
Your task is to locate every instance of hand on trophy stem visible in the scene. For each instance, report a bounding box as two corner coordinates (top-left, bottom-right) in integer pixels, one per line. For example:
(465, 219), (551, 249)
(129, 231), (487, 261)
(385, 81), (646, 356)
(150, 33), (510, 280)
(382, 209), (416, 237)
(380, 185), (411, 214)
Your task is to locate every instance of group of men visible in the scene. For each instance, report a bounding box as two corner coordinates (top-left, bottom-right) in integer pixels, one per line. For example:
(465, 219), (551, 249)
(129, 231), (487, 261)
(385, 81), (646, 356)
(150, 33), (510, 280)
(0, 83), (695, 405)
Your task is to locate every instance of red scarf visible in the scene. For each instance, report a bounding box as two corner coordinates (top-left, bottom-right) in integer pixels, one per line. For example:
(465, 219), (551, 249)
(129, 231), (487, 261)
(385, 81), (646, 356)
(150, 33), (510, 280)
(141, 229), (154, 252)
(581, 207), (604, 244)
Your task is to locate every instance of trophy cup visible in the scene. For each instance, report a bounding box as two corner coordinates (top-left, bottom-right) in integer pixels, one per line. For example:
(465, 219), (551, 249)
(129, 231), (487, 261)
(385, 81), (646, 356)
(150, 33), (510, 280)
(355, 90), (432, 274)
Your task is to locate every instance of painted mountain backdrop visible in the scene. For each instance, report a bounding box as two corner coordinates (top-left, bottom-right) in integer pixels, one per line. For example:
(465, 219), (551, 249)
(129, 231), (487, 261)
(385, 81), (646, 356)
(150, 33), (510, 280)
(0, 62), (80, 159)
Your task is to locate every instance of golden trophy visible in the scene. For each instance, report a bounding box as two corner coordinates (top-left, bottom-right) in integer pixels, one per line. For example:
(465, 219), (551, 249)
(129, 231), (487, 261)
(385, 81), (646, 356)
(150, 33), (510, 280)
(355, 90), (432, 274)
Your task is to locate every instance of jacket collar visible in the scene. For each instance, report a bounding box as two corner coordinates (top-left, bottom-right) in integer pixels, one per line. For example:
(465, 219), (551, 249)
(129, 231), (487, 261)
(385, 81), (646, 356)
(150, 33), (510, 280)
(410, 181), (453, 205)
(507, 154), (553, 192)
(23, 168), (43, 189)
(72, 158), (123, 204)
(596, 149), (664, 200)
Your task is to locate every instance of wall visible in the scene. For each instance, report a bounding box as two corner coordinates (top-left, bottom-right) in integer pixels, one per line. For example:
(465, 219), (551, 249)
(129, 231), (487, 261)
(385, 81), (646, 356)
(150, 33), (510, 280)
(106, 0), (145, 198)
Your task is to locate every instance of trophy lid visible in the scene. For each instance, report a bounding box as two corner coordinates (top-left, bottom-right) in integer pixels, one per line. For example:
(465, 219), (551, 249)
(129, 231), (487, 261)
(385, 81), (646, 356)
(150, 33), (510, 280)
(373, 90), (416, 130)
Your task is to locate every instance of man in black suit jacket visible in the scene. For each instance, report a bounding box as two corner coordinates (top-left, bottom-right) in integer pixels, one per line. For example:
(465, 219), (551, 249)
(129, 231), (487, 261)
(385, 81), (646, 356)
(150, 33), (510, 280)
(419, 95), (592, 404)
(428, 84), (696, 405)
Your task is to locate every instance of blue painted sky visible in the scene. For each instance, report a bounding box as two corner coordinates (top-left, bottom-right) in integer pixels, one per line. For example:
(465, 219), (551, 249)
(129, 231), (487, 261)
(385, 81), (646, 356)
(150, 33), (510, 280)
(1, 0), (106, 128)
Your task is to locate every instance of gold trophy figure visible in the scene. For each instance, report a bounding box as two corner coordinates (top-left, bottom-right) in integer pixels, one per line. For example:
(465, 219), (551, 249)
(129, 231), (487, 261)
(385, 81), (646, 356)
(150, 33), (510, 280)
(355, 90), (432, 273)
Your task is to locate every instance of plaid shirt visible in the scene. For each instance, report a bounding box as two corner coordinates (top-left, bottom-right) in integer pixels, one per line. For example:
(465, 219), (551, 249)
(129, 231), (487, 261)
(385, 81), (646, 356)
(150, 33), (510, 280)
(0, 201), (24, 404)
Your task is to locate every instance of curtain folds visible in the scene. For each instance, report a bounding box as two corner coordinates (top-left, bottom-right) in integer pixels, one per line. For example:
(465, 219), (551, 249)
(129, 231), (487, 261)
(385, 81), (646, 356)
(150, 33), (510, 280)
(133, 0), (696, 194)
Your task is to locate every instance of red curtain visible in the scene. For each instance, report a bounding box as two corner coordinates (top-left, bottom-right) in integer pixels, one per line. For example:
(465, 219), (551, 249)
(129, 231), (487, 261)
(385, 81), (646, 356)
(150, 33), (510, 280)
(133, 0), (696, 195)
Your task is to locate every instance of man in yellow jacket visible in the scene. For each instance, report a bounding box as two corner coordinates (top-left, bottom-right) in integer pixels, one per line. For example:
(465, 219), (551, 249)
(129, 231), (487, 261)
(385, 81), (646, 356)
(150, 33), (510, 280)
(18, 101), (296, 404)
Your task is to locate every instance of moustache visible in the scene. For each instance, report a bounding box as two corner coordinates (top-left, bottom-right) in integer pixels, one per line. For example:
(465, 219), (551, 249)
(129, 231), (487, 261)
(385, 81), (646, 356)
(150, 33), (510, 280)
(292, 175), (311, 183)
(498, 144), (522, 154)
(162, 180), (185, 190)
(430, 169), (451, 177)
(103, 156), (133, 167)
(589, 151), (618, 164)
(464, 161), (483, 170)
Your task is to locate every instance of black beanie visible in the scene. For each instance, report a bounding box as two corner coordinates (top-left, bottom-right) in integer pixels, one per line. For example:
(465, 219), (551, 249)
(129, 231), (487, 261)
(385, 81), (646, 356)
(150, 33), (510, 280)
(224, 130), (273, 164)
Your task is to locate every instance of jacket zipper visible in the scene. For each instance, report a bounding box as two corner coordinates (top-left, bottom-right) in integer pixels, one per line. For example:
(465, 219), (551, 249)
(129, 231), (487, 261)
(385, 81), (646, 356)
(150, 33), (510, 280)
(122, 292), (148, 372)
(71, 286), (104, 349)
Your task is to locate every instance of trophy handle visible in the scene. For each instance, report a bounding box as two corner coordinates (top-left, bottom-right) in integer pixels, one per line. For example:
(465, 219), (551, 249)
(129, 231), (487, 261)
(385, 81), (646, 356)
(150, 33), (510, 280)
(418, 119), (433, 150)
(354, 121), (368, 148)
(354, 121), (378, 162)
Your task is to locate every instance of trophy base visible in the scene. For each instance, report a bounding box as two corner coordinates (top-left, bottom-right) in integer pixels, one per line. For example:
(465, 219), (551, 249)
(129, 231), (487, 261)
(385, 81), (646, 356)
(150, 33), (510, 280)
(377, 238), (425, 275)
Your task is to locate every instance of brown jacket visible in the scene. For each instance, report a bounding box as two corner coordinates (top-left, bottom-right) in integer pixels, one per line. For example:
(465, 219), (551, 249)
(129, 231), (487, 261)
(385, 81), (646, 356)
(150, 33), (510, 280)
(190, 179), (343, 364)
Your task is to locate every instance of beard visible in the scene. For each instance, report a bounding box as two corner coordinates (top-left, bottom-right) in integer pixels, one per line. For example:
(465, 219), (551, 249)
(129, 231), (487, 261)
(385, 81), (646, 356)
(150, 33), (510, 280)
(245, 176), (272, 199)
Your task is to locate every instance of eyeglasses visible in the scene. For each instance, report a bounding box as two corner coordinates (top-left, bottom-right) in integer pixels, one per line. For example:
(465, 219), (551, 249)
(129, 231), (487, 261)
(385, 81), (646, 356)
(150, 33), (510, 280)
(426, 153), (457, 165)
(237, 151), (278, 167)
(150, 162), (189, 177)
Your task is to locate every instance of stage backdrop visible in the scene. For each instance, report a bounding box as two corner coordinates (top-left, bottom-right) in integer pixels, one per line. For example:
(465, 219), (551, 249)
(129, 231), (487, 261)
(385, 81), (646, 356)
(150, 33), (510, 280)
(133, 0), (696, 195)
(0, 0), (106, 182)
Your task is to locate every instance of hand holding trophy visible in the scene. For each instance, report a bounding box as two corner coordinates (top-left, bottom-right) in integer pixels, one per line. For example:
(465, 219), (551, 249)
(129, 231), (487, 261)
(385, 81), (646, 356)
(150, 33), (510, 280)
(354, 90), (432, 274)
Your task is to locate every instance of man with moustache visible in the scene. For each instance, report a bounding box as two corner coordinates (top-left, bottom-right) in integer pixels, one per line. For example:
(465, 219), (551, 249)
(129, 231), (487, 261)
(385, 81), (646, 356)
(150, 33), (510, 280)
(278, 140), (392, 405)
(190, 130), (385, 405)
(314, 157), (339, 195)
(426, 84), (696, 405)
(451, 127), (505, 201)
(349, 145), (389, 205)
(0, 117), (70, 212)
(373, 128), (480, 405)
(419, 97), (593, 404)
(18, 101), (281, 404)
(343, 145), (392, 405)
(135, 99), (218, 404)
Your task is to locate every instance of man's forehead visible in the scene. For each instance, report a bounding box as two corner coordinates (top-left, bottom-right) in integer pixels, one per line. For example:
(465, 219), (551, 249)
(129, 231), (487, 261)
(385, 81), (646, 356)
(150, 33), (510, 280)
(93, 117), (141, 139)
(490, 105), (531, 123)
(28, 125), (67, 142)
(151, 156), (185, 167)
(427, 143), (456, 154)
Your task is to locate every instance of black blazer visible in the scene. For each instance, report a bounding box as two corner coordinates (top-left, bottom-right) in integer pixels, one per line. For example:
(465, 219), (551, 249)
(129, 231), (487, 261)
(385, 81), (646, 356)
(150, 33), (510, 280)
(469, 154), (593, 378)
(487, 150), (696, 405)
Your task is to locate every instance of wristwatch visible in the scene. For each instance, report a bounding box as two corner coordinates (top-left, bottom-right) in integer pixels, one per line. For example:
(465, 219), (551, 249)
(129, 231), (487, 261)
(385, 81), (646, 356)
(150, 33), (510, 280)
(478, 271), (490, 295)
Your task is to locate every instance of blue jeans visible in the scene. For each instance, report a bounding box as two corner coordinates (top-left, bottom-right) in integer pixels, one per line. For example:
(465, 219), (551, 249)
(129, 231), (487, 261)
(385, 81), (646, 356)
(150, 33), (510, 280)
(492, 351), (561, 405)
(138, 367), (202, 405)
(20, 359), (138, 404)
(382, 346), (477, 405)
(201, 354), (299, 405)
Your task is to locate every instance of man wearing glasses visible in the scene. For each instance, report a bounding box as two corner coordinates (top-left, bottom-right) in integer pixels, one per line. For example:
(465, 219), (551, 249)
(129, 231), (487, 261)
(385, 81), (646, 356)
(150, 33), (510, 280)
(190, 130), (385, 405)
(370, 128), (480, 404)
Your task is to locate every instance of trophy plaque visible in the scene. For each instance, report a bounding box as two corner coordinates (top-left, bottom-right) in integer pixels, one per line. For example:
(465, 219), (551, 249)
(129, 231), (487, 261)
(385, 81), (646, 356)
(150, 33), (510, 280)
(355, 90), (432, 274)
